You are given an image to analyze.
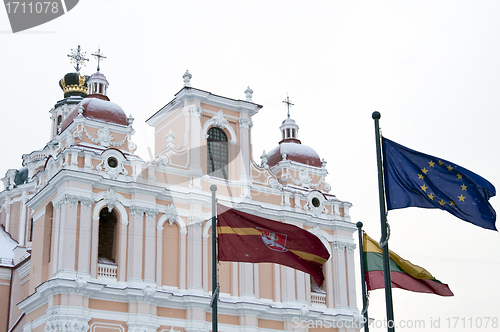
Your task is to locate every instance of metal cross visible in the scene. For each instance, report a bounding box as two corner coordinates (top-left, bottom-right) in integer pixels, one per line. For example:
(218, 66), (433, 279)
(67, 45), (89, 73)
(282, 95), (294, 118)
(92, 47), (106, 72)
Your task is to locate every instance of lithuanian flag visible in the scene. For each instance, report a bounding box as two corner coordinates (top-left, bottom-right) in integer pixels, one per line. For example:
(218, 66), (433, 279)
(363, 232), (453, 296)
(217, 204), (330, 286)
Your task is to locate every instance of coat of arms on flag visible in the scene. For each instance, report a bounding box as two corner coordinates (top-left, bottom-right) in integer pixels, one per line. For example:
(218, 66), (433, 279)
(256, 227), (288, 252)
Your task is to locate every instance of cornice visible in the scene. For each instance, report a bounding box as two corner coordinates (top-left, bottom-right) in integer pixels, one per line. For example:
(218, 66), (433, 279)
(19, 278), (360, 324)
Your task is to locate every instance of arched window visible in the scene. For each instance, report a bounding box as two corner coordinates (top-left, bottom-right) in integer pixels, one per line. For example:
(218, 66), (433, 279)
(207, 127), (228, 179)
(98, 207), (118, 263)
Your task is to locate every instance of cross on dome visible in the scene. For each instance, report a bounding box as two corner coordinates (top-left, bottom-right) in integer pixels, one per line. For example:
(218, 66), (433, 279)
(92, 47), (106, 72)
(282, 95), (294, 118)
(67, 45), (89, 73)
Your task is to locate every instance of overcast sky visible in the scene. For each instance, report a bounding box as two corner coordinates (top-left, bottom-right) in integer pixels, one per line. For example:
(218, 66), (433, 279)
(1, 1), (500, 331)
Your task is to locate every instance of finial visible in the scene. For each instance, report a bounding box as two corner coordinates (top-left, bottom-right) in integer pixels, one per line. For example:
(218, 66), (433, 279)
(183, 70), (192, 87)
(245, 86), (253, 102)
(282, 94), (294, 118)
(67, 45), (89, 73)
(91, 47), (106, 72)
(127, 114), (134, 126)
(260, 150), (269, 167)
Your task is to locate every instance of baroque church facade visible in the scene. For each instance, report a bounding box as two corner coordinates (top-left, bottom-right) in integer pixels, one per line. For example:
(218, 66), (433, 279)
(0, 49), (360, 332)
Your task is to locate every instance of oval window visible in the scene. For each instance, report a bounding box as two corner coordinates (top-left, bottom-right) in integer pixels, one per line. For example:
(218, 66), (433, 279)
(107, 157), (118, 168)
(312, 197), (320, 208)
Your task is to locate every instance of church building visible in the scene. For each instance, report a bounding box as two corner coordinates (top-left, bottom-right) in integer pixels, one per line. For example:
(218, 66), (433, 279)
(0, 47), (360, 332)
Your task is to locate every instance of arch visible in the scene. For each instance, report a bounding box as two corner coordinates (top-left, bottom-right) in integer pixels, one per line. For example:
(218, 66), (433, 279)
(307, 227), (332, 256)
(92, 196), (128, 225)
(157, 213), (186, 233)
(202, 113), (237, 144)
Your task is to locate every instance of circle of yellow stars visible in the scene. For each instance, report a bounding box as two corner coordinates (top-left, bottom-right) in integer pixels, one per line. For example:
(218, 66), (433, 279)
(418, 159), (467, 207)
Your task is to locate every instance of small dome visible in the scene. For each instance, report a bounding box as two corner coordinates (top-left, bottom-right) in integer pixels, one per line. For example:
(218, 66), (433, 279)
(89, 72), (107, 81)
(61, 95), (127, 132)
(13, 167), (28, 186)
(267, 142), (321, 168)
(282, 117), (297, 126)
(59, 72), (88, 98)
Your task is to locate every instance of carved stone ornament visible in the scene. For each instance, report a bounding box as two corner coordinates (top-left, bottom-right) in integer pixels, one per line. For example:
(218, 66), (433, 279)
(130, 206), (146, 216)
(53, 195), (94, 209)
(97, 126), (114, 148)
(287, 168), (327, 190)
(44, 316), (89, 332)
(268, 178), (283, 190)
(332, 241), (356, 252)
(126, 323), (160, 332)
(82, 125), (132, 149)
(212, 110), (229, 128)
(145, 208), (159, 221)
(260, 150), (269, 167)
(298, 170), (312, 188)
(96, 156), (129, 180)
(183, 70), (192, 87)
(103, 188), (120, 212)
(165, 203), (179, 226)
(244, 86), (253, 102)
(166, 129), (176, 149)
(239, 118), (252, 129)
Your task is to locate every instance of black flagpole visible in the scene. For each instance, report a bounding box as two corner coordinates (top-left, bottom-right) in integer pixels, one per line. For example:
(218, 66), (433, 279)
(372, 112), (395, 332)
(356, 222), (369, 332)
(210, 185), (219, 332)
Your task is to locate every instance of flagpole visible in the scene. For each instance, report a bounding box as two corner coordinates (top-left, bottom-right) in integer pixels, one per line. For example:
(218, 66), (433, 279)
(210, 184), (218, 332)
(356, 222), (369, 332)
(372, 111), (395, 332)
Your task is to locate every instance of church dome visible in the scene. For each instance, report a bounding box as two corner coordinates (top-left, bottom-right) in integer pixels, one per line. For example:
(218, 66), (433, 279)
(59, 72), (89, 98)
(267, 111), (322, 168)
(60, 71), (127, 132)
(60, 94), (127, 132)
(267, 142), (322, 167)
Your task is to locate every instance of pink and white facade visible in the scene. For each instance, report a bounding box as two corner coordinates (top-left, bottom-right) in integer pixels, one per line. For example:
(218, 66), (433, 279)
(0, 63), (360, 332)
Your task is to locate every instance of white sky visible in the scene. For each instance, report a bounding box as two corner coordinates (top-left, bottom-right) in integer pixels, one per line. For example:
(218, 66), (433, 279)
(1, 1), (500, 331)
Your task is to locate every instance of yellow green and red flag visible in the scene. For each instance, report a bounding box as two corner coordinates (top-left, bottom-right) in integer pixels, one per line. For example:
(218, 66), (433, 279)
(363, 232), (453, 296)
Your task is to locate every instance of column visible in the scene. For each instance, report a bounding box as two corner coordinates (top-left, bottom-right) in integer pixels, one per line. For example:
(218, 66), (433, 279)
(186, 218), (203, 293)
(332, 241), (348, 308)
(143, 209), (158, 283)
(128, 207), (145, 282)
(239, 262), (254, 299)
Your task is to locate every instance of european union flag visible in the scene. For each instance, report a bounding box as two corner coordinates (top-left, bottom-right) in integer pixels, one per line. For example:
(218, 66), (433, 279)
(382, 137), (496, 230)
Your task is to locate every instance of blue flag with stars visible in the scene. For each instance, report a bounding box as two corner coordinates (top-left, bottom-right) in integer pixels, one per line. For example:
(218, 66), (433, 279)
(382, 137), (496, 230)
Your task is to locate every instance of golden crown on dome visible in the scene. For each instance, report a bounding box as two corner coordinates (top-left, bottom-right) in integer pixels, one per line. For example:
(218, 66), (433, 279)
(59, 73), (88, 96)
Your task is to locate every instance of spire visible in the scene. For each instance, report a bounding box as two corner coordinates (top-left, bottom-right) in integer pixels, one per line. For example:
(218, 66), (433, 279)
(67, 45), (89, 73)
(91, 47), (106, 72)
(279, 95), (300, 144)
(282, 95), (294, 118)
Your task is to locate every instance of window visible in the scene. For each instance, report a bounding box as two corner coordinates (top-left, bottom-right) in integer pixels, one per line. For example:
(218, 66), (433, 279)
(207, 127), (228, 179)
(98, 207), (118, 262)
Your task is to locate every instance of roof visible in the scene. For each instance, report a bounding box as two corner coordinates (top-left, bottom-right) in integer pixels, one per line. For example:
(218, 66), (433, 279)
(0, 225), (17, 267)
(61, 94), (128, 132)
(267, 142), (322, 168)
